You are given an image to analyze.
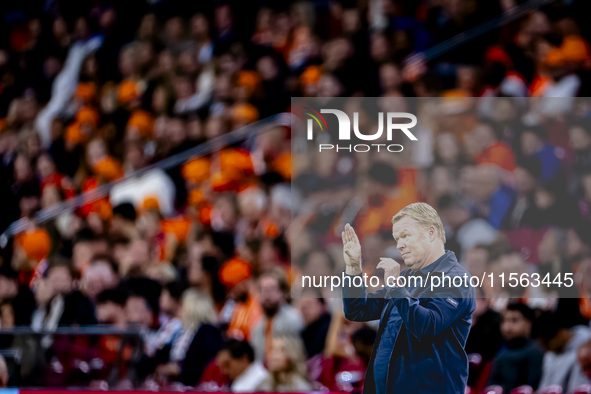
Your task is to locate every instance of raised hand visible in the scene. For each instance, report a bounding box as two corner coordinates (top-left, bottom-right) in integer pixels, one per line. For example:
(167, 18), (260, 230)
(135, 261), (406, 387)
(342, 223), (362, 275)
(377, 257), (400, 286)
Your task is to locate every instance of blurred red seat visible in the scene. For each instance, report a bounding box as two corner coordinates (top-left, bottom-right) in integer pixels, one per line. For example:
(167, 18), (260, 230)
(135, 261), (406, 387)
(509, 385), (533, 394)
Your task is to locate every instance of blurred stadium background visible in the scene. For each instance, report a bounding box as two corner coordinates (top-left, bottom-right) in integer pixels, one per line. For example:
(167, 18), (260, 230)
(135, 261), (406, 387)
(1, 0), (591, 393)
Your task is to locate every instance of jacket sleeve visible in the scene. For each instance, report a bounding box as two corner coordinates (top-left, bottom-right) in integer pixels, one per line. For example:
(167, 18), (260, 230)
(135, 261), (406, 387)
(527, 345), (544, 390)
(342, 272), (387, 322)
(181, 325), (224, 386)
(385, 282), (474, 340)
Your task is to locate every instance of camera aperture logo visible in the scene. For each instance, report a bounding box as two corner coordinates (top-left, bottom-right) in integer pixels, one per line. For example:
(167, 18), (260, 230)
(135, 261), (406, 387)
(303, 107), (418, 153)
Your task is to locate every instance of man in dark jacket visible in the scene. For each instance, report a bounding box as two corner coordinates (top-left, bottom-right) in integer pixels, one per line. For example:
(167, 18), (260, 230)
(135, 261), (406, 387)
(342, 202), (476, 394)
(487, 303), (543, 392)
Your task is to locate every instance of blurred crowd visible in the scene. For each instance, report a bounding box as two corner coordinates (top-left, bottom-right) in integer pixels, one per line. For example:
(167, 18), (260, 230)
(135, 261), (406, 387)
(1, 0), (591, 393)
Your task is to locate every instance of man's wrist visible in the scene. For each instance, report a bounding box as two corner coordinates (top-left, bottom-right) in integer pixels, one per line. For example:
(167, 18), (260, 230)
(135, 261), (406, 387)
(345, 265), (362, 276)
(385, 285), (411, 300)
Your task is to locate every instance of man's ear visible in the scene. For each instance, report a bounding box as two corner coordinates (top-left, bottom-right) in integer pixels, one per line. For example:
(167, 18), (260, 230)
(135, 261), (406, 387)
(429, 226), (437, 242)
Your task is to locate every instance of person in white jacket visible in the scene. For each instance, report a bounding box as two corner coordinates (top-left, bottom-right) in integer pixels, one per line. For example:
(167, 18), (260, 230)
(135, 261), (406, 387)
(216, 339), (269, 392)
(538, 311), (591, 393)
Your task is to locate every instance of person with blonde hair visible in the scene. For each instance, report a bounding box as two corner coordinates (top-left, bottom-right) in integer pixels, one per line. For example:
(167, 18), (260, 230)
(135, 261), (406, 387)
(257, 334), (312, 392)
(342, 202), (476, 394)
(155, 289), (223, 387)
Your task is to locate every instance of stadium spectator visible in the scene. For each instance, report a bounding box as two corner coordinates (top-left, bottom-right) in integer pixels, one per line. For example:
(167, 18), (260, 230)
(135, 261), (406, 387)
(506, 157), (542, 229)
(465, 288), (503, 390)
(472, 164), (516, 229)
(109, 203), (138, 239)
(216, 339), (269, 392)
(519, 125), (562, 183)
(31, 258), (96, 331)
(157, 289), (222, 387)
(536, 310), (591, 393)
(144, 281), (186, 359)
(577, 169), (591, 222)
(219, 257), (261, 341)
(467, 120), (517, 172)
(464, 244), (490, 279)
(568, 120), (591, 194)
(1, 0), (591, 390)
(578, 339), (591, 381)
(0, 265), (35, 326)
(95, 289), (126, 327)
(126, 293), (155, 330)
(438, 195), (498, 262)
(520, 176), (579, 229)
(251, 270), (303, 361)
(487, 303), (544, 392)
(80, 254), (119, 301)
(295, 293), (331, 359)
(258, 335), (311, 391)
(314, 315), (371, 392)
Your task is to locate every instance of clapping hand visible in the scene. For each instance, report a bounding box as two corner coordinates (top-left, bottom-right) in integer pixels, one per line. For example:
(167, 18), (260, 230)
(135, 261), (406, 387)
(342, 223), (362, 275)
(376, 258), (401, 286)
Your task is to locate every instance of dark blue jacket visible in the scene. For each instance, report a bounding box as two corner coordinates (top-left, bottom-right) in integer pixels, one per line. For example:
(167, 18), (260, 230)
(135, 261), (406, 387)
(343, 251), (475, 394)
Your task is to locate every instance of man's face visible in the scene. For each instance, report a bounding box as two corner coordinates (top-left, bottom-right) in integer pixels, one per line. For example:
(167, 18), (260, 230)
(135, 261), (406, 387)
(473, 165), (501, 200)
(303, 252), (332, 278)
(159, 290), (179, 318)
(465, 247), (488, 278)
(521, 131), (540, 156)
(125, 296), (153, 327)
(73, 240), (109, 273)
(578, 345), (591, 380)
(109, 216), (126, 236)
(296, 297), (325, 326)
(128, 238), (151, 265)
(47, 266), (72, 295)
(501, 310), (531, 341)
(37, 154), (56, 178)
(470, 124), (495, 154)
(97, 301), (124, 325)
(440, 206), (468, 229)
(1, 303), (14, 329)
(0, 276), (17, 300)
(167, 118), (186, 145)
(19, 195), (40, 217)
(259, 276), (284, 315)
(216, 350), (248, 380)
(392, 216), (433, 269)
(82, 262), (117, 299)
(514, 167), (536, 194)
(569, 126), (591, 151)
